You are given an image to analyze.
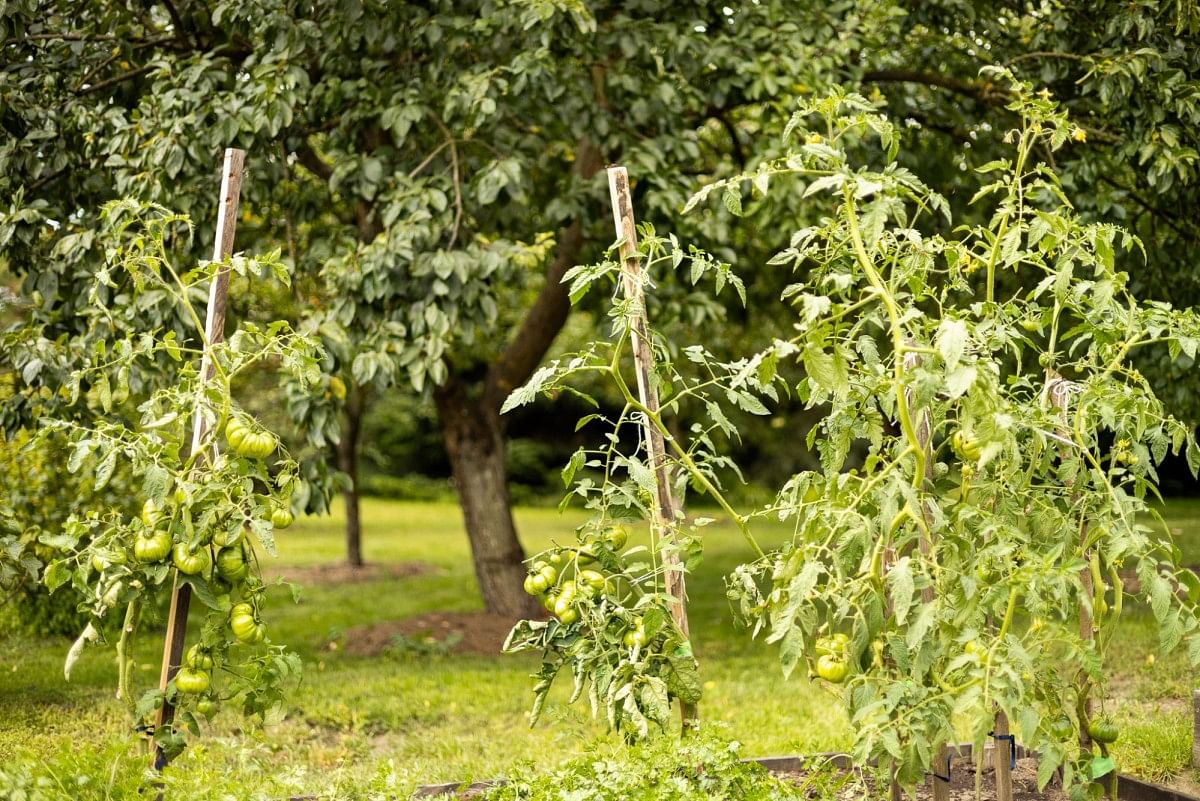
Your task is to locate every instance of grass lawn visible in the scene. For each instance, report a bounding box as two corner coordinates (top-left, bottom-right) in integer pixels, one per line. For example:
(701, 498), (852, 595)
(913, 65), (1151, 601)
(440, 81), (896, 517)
(1, 497), (1198, 798)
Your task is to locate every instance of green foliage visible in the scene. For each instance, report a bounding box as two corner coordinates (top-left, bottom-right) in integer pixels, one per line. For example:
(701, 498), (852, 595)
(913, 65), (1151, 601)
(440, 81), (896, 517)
(484, 730), (848, 801)
(510, 77), (1200, 793)
(723, 81), (1200, 792)
(502, 225), (767, 735)
(0, 423), (141, 636)
(32, 202), (317, 757)
(0, 0), (890, 525)
(858, 2), (1200, 419)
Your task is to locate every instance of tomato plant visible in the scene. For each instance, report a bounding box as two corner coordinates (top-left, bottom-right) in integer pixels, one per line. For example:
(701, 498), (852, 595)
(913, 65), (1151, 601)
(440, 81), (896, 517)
(509, 73), (1200, 797)
(503, 224), (768, 736)
(39, 201), (320, 759)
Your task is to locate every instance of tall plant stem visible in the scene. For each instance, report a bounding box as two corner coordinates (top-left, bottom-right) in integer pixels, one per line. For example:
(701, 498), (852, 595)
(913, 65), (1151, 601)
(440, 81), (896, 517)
(842, 185), (930, 532)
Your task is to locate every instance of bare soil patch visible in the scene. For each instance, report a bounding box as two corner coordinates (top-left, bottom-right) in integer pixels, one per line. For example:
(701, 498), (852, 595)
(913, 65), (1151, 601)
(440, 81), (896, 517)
(264, 561), (437, 586)
(814, 758), (1067, 801)
(343, 610), (544, 657)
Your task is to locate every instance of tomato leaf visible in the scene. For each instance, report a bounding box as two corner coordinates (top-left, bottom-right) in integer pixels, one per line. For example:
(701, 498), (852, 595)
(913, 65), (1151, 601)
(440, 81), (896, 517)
(888, 557), (915, 625)
(1089, 755), (1115, 779)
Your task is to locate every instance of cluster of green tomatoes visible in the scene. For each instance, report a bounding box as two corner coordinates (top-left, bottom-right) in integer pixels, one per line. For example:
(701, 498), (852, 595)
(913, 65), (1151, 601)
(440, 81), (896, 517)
(811, 632), (850, 684)
(91, 414), (295, 716)
(522, 526), (648, 642)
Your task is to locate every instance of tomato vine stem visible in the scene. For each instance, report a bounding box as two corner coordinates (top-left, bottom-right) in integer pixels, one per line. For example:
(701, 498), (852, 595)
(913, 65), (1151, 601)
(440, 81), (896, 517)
(116, 598), (142, 716)
(841, 183), (930, 538)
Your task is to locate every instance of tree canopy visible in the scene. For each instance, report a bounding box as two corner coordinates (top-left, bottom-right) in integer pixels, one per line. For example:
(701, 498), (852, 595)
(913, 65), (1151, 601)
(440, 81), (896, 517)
(3, 0), (1199, 615)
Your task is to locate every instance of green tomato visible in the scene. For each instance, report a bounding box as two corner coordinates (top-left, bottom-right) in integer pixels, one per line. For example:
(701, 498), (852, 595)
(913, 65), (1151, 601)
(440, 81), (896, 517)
(603, 526), (629, 550)
(539, 564), (558, 585)
(141, 498), (165, 528)
(175, 666), (211, 694)
(215, 546), (249, 582)
(91, 550), (126, 573)
(579, 569), (606, 590)
(250, 431), (276, 459)
(230, 609), (265, 644)
(1087, 719), (1119, 744)
(557, 607), (578, 625)
(195, 698), (217, 717)
(553, 594), (574, 619)
(523, 574), (539, 595)
(226, 418), (275, 459)
(1049, 718), (1074, 741)
(172, 543), (211, 576)
(623, 628), (647, 648)
(134, 530), (172, 563)
(225, 417), (249, 451)
(186, 644), (214, 670)
(816, 654), (848, 684)
(271, 507), (294, 529)
(211, 526), (241, 548)
(952, 429), (982, 461)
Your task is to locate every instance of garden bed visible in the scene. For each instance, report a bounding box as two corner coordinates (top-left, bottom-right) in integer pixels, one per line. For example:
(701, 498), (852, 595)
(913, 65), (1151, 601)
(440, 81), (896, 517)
(410, 748), (1200, 801)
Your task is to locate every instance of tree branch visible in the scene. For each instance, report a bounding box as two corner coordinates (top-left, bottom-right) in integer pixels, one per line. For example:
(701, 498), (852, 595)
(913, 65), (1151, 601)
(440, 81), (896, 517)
(158, 0), (200, 49)
(294, 143), (333, 182)
(1005, 50), (1090, 67)
(484, 139), (605, 412)
(76, 64), (154, 96)
(432, 117), (464, 250)
(28, 166), (69, 193)
(862, 68), (1007, 105)
(714, 112), (745, 169)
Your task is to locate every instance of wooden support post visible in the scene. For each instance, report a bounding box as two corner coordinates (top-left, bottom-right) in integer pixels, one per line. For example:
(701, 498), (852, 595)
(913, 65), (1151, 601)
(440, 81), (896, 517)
(1192, 690), (1200, 768)
(607, 165), (697, 727)
(902, 349), (950, 801)
(993, 711), (1014, 801)
(151, 148), (246, 770)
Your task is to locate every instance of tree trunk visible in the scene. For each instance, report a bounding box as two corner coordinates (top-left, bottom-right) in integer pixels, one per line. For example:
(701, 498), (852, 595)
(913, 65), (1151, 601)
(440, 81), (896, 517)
(434, 139), (603, 619)
(338, 386), (365, 567)
(435, 377), (541, 619)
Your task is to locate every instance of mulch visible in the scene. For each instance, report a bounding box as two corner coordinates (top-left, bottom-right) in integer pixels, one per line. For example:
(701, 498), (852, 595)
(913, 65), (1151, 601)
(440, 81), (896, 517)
(264, 561), (437, 586)
(342, 610), (541, 657)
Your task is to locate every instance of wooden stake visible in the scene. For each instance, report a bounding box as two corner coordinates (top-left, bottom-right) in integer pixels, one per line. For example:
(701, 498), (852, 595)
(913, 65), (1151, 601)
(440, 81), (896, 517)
(606, 166), (697, 726)
(152, 148), (246, 770)
(993, 711), (1014, 801)
(1192, 689), (1200, 768)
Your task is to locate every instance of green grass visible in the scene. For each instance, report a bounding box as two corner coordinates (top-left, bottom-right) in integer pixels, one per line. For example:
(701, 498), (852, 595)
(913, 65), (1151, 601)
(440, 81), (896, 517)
(2, 497), (1198, 797)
